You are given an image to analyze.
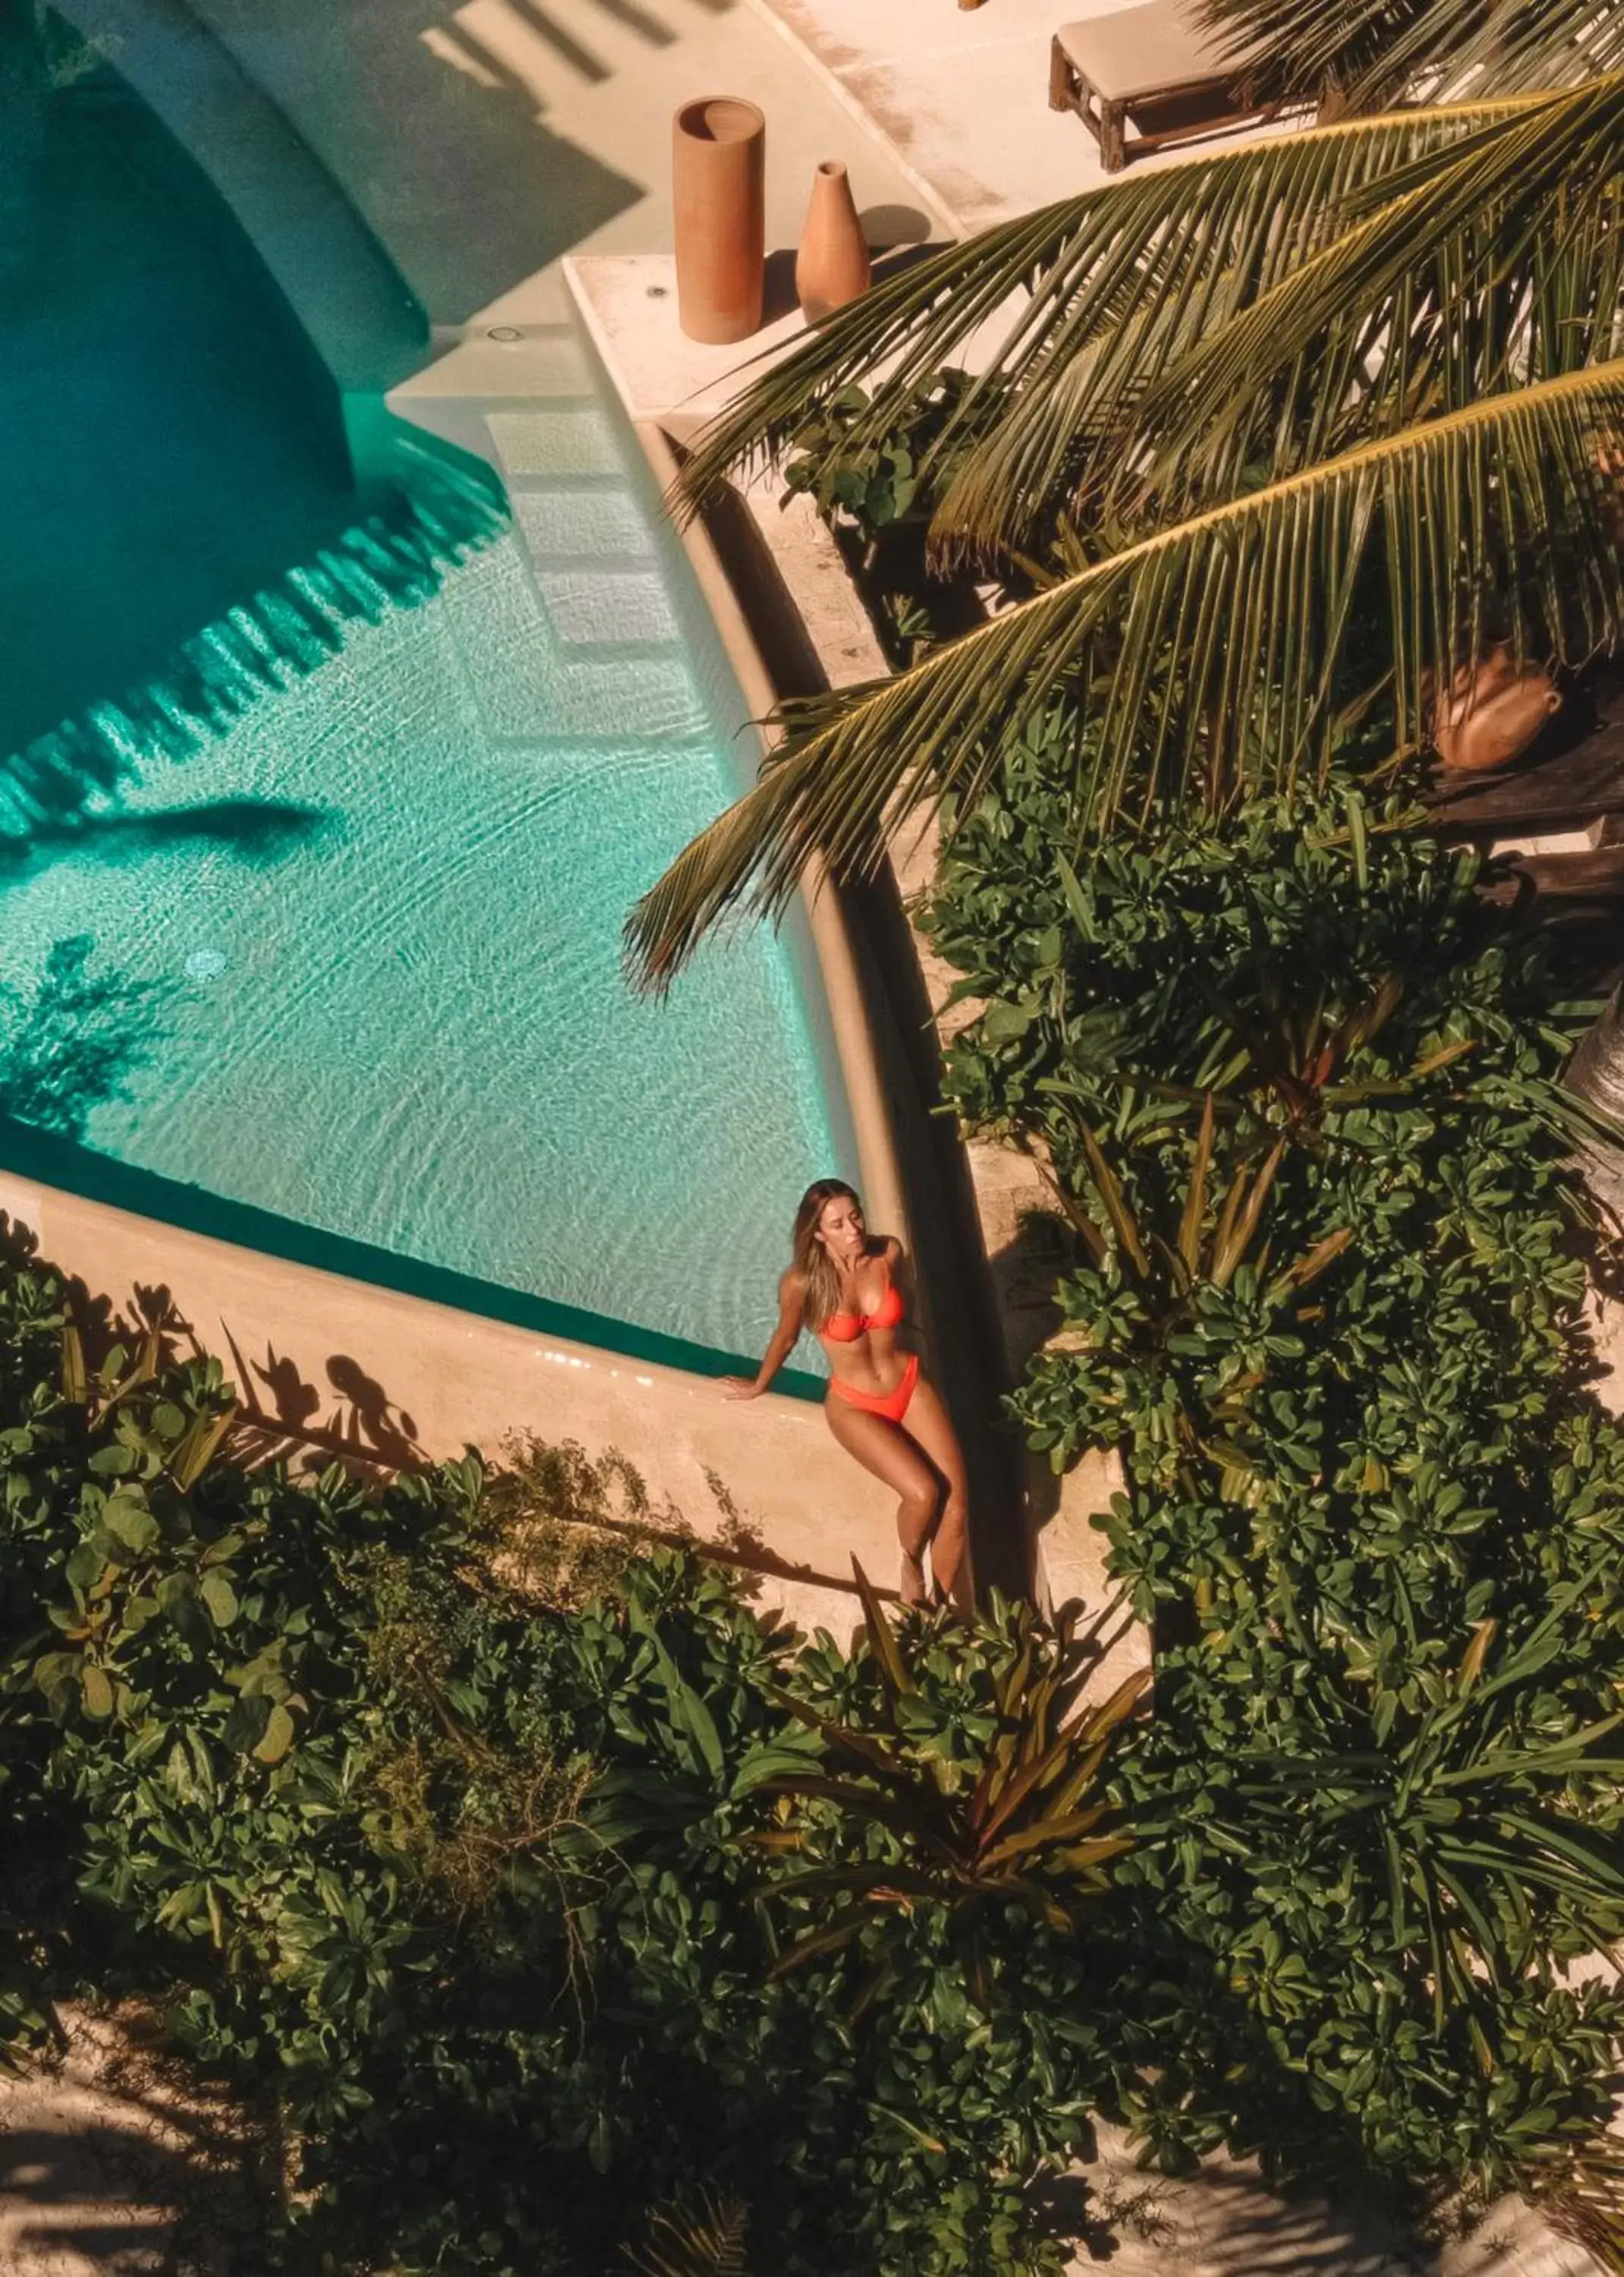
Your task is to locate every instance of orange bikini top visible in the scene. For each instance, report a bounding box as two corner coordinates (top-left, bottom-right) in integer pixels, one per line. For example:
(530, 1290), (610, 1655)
(821, 1260), (905, 1345)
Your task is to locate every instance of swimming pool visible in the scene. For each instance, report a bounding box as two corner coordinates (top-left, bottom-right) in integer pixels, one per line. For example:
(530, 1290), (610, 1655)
(0, 14), (851, 1368)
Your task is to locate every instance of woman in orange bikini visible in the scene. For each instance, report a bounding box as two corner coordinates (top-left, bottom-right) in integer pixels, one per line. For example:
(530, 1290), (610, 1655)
(722, 1178), (969, 1609)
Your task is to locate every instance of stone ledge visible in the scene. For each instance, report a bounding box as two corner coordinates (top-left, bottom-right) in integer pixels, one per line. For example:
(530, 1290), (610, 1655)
(0, 1176), (902, 1646)
(567, 253), (1143, 1671)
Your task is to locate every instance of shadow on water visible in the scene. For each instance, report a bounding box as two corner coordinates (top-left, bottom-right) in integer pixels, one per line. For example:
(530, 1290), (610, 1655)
(0, 798), (332, 878)
(0, 937), (169, 1142)
(0, 424), (503, 870)
(0, 420), (505, 857)
(0, 8), (509, 783)
(176, 0), (649, 321)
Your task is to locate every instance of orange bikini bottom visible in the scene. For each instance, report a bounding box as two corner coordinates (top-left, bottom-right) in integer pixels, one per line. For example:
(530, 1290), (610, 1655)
(829, 1353), (920, 1425)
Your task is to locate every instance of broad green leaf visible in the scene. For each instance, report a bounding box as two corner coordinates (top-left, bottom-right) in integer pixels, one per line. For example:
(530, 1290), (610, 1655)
(253, 1703), (297, 1765)
(200, 1572), (239, 1630)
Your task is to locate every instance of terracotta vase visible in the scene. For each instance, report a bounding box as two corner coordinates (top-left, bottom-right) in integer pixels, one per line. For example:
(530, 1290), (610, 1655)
(672, 97), (764, 345)
(795, 159), (871, 324)
(1431, 647), (1563, 773)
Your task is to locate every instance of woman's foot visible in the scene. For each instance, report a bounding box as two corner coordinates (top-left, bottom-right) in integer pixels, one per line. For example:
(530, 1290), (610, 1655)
(899, 1548), (928, 1606)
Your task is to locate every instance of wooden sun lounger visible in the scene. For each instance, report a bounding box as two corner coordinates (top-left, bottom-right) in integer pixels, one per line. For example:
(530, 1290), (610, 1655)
(1049, 0), (1283, 172)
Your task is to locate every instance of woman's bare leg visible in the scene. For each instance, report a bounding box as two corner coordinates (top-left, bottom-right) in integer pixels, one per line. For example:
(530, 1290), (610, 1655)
(897, 1378), (971, 1611)
(824, 1395), (943, 1605)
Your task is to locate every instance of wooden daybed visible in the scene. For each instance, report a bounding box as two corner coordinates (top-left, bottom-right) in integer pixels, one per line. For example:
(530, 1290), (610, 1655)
(1049, 0), (1295, 171)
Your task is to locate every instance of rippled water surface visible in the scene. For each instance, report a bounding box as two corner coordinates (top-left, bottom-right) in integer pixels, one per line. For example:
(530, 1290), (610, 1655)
(0, 26), (845, 1362)
(3, 534), (842, 1357)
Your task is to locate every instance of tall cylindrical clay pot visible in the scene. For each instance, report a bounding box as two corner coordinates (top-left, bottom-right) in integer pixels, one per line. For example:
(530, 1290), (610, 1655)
(672, 97), (764, 345)
(796, 159), (871, 324)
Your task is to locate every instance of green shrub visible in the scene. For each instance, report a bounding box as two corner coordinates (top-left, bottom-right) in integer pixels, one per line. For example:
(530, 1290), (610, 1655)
(779, 372), (1013, 667)
(0, 1230), (1131, 2275)
(11, 717), (1624, 2269)
(926, 767), (1624, 2194)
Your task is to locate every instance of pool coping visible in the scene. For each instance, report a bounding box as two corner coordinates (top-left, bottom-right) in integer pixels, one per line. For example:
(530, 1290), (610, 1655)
(0, 1123), (830, 1402)
(565, 254), (1147, 1640)
(574, 302), (1025, 1595)
(0, 0), (1009, 1631)
(630, 418), (911, 1256)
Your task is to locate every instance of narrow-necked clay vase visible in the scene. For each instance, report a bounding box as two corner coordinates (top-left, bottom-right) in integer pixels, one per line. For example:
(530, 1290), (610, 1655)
(672, 96), (765, 345)
(1432, 647), (1563, 773)
(795, 159), (871, 324)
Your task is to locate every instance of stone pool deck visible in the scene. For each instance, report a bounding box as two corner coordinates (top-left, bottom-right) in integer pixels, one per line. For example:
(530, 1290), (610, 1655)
(751, 0), (1306, 232)
(146, 0), (953, 346)
(2, 1171), (906, 1640)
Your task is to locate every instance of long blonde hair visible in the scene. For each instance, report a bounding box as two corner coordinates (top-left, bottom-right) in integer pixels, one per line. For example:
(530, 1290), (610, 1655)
(792, 1179), (861, 1333)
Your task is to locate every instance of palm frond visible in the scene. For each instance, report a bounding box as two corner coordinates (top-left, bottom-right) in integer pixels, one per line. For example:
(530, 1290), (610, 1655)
(629, 362), (1624, 985)
(1201, 0), (1624, 105)
(675, 105), (1522, 559)
(624, 2191), (750, 2277)
(1522, 2131), (1624, 2270)
(1127, 74), (1624, 510)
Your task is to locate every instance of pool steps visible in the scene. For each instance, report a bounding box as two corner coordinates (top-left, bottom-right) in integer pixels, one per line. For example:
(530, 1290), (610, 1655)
(392, 326), (710, 743)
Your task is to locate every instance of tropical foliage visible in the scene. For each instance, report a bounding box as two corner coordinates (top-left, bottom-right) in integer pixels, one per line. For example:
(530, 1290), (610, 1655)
(8, 871), (1624, 2269)
(1204, 0), (1624, 105)
(629, 27), (1624, 984)
(925, 739), (1624, 2188)
(0, 1227), (1151, 2274)
(760, 1573), (1145, 2005)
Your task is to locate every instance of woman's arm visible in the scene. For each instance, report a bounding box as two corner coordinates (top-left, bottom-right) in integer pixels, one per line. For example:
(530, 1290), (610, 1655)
(720, 1269), (804, 1401)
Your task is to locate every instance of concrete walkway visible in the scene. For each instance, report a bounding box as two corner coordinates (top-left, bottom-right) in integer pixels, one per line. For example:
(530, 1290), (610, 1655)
(171, 0), (950, 336)
(753, 0), (1301, 231)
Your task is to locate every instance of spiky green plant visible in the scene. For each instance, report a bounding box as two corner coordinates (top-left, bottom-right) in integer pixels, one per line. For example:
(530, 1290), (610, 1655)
(1230, 1606), (1624, 2028)
(758, 1567), (1147, 2008)
(623, 2191), (751, 2277)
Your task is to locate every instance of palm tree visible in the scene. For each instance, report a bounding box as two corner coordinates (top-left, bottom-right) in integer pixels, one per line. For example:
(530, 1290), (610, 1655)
(1205, 0), (1624, 107)
(628, 2), (1624, 987)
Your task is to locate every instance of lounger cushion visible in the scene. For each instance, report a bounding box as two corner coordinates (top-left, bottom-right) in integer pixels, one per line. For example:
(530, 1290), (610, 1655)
(1055, 1), (1257, 102)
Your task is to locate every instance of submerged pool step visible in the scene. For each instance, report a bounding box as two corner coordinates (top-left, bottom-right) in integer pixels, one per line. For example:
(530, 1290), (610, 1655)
(386, 329), (598, 463)
(394, 378), (700, 732)
(490, 413), (690, 655)
(441, 531), (704, 742)
(533, 568), (679, 649)
(486, 405), (625, 480)
(511, 487), (656, 563)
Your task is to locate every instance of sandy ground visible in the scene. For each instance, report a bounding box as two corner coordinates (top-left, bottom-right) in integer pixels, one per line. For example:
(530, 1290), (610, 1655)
(0, 2012), (1604, 2276)
(1063, 2125), (1600, 2276)
(750, 0), (1305, 231)
(0, 2013), (260, 2277)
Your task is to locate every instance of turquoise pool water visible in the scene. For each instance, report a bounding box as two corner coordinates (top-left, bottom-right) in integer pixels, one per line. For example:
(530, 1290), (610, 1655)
(0, 19), (848, 1365)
